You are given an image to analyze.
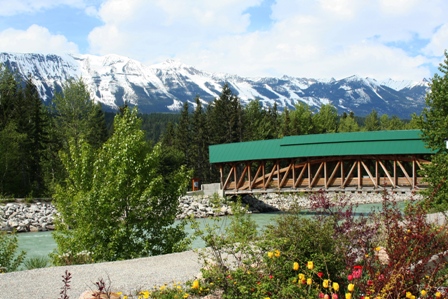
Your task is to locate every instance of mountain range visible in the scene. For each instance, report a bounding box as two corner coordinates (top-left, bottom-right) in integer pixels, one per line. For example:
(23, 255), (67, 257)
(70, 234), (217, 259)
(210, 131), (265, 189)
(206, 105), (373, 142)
(0, 52), (429, 118)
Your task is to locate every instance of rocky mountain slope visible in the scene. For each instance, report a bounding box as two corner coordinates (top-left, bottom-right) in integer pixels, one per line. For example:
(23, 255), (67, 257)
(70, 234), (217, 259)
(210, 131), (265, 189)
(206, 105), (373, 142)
(0, 52), (429, 118)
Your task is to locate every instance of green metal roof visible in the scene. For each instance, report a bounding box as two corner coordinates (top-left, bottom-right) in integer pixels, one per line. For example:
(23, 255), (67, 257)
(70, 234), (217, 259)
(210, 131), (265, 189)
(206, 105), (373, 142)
(209, 130), (434, 164)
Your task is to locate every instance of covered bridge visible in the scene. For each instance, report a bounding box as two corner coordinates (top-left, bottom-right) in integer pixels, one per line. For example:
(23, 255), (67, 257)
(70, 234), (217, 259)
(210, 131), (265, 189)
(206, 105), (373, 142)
(209, 130), (434, 196)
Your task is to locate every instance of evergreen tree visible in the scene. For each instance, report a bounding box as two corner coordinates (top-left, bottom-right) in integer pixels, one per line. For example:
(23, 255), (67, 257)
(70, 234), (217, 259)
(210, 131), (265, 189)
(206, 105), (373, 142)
(208, 84), (242, 144)
(190, 97), (209, 181)
(174, 101), (191, 166)
(281, 107), (291, 137)
(290, 102), (314, 135)
(420, 51), (448, 211)
(363, 109), (381, 131)
(338, 111), (360, 132)
(313, 103), (338, 134)
(52, 78), (108, 151)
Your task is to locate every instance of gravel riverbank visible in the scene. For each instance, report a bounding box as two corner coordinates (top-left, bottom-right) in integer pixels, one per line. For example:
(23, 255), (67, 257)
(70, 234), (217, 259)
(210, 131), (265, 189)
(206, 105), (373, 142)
(1, 191), (420, 232)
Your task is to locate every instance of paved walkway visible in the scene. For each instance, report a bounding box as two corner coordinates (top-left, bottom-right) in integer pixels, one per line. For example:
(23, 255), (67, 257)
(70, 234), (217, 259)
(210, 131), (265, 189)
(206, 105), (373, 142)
(0, 250), (202, 299)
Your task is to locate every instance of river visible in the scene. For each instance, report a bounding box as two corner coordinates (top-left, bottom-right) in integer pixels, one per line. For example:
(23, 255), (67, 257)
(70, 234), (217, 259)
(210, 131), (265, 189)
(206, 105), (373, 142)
(17, 201), (401, 260)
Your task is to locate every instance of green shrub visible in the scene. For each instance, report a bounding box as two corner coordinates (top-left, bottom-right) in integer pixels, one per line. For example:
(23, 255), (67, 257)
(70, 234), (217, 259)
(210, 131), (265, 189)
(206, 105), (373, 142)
(0, 231), (26, 272)
(23, 255), (49, 270)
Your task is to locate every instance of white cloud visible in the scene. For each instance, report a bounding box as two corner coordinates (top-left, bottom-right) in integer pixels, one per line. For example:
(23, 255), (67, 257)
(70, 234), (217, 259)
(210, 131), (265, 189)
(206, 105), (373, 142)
(82, 0), (448, 80)
(0, 0), (86, 16)
(423, 24), (448, 57)
(0, 25), (79, 54)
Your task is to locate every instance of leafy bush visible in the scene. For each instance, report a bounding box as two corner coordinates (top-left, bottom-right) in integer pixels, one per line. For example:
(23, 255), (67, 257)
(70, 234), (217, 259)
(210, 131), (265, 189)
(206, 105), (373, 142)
(192, 191), (448, 299)
(0, 231), (26, 272)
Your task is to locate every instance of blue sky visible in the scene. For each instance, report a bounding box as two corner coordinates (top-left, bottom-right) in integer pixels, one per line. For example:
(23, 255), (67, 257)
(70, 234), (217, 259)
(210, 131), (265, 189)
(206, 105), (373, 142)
(0, 0), (447, 81)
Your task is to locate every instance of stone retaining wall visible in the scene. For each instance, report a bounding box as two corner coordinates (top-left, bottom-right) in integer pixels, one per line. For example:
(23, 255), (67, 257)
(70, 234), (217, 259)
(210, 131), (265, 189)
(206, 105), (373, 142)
(0, 191), (419, 232)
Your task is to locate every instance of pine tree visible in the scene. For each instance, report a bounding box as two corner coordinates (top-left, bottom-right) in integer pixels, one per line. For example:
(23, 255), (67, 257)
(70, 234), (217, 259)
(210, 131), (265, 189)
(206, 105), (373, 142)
(313, 103), (338, 134)
(208, 83), (242, 144)
(420, 51), (448, 210)
(363, 109), (381, 131)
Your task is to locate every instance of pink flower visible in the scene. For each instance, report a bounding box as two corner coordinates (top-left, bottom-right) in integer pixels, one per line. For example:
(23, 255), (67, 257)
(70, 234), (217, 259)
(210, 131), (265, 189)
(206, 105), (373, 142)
(332, 294), (339, 299)
(352, 266), (363, 279)
(347, 274), (353, 281)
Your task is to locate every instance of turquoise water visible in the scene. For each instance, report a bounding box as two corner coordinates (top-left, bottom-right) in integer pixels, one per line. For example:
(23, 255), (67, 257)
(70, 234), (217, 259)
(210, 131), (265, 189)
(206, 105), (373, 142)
(17, 200), (406, 259)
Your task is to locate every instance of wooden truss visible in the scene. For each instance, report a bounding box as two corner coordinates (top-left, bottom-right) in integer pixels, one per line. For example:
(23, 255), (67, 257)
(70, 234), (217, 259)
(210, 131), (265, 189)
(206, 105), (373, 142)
(217, 155), (430, 195)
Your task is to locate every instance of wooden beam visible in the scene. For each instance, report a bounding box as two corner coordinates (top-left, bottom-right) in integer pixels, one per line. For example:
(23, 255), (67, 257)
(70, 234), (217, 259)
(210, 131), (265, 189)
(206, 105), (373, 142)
(342, 161), (357, 187)
(265, 161), (277, 189)
(293, 164), (307, 188)
(397, 161), (412, 186)
(250, 163), (263, 190)
(358, 159), (361, 189)
(280, 163), (293, 188)
(361, 161), (377, 188)
(327, 161), (341, 186)
(311, 162), (324, 187)
(223, 165), (234, 190)
(378, 160), (395, 188)
(236, 164), (249, 189)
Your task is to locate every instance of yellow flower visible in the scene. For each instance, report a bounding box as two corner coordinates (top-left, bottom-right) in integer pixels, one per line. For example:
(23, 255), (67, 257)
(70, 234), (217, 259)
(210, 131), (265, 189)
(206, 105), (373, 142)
(293, 262), (299, 271)
(267, 251), (274, 258)
(323, 279), (329, 288)
(307, 278), (312, 285)
(364, 297), (370, 299)
(307, 261), (314, 270)
(139, 290), (150, 299)
(123, 296), (128, 299)
(298, 273), (305, 281)
(192, 280), (200, 290)
(406, 292), (412, 298)
(274, 249), (281, 257)
(421, 290), (427, 297)
(436, 291), (442, 298)
(183, 294), (189, 299)
(347, 283), (355, 292)
(332, 282), (339, 291)
(411, 296), (416, 299)
(265, 297), (271, 299)
(159, 285), (166, 291)
(345, 293), (352, 299)
(375, 246), (381, 251)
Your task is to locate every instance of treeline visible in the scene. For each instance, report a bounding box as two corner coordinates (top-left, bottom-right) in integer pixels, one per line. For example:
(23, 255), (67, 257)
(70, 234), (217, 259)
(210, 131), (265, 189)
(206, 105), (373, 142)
(0, 65), (420, 197)
(159, 84), (421, 185)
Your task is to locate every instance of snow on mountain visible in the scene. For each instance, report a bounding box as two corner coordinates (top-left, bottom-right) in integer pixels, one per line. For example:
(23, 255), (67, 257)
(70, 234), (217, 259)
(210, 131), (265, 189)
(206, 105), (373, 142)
(0, 52), (429, 118)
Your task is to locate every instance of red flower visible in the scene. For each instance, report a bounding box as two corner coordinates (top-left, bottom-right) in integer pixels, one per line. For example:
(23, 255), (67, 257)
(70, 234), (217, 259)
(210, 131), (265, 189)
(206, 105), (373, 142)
(367, 280), (373, 286)
(318, 272), (324, 278)
(347, 274), (353, 281)
(269, 275), (273, 279)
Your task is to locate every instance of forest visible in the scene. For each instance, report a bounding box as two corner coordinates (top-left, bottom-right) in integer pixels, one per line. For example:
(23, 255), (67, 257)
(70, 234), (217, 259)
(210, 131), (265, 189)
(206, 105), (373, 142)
(0, 65), (421, 198)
